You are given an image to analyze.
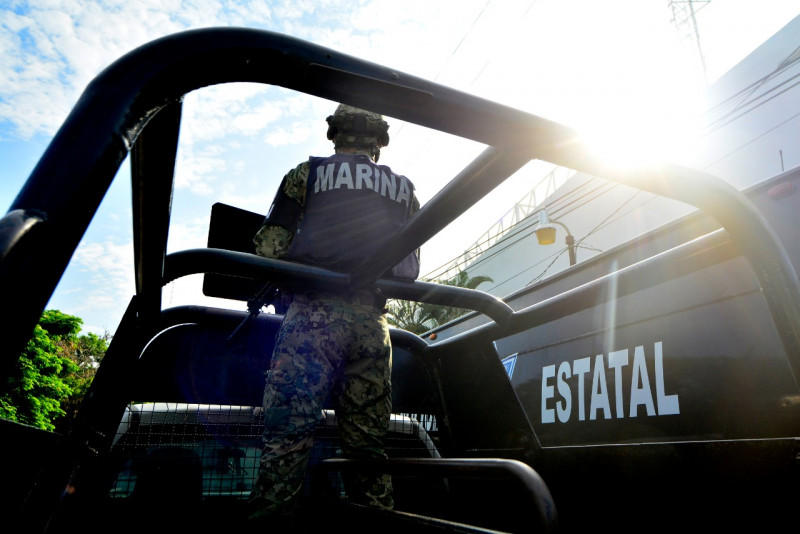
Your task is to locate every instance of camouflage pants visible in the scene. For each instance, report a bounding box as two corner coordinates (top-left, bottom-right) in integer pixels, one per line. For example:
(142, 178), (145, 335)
(249, 293), (393, 517)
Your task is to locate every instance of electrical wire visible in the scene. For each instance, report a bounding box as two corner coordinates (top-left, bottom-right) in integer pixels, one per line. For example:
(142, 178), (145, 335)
(703, 109), (800, 171)
(423, 6), (800, 291)
(467, 43), (800, 288)
(523, 190), (644, 286)
(427, 178), (625, 289)
(392, 0), (493, 142)
(703, 73), (800, 134)
(702, 47), (800, 133)
(705, 45), (800, 114)
(422, 176), (610, 279)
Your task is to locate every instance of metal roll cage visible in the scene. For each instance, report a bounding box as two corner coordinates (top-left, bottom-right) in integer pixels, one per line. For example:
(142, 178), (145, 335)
(1, 27), (799, 385)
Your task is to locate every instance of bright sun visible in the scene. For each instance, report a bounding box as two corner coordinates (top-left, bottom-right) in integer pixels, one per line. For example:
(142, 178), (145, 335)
(473, 0), (710, 170)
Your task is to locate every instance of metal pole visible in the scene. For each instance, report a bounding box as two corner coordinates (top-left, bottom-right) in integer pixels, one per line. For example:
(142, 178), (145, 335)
(565, 233), (576, 266)
(550, 219), (576, 266)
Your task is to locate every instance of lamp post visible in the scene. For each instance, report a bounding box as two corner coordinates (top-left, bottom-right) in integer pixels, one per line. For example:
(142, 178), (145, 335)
(534, 210), (577, 266)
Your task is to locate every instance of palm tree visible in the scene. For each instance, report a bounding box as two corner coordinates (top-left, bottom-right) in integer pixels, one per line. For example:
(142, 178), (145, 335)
(385, 299), (440, 335)
(433, 271), (493, 325)
(386, 271), (493, 334)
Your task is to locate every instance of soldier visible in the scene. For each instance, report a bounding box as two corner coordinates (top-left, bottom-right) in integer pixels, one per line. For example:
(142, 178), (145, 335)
(249, 104), (420, 523)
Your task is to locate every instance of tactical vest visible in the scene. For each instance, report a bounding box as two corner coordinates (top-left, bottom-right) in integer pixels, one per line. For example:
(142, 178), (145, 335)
(286, 154), (420, 279)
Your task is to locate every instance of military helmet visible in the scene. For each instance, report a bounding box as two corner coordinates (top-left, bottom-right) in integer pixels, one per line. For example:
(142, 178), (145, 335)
(326, 104), (390, 161)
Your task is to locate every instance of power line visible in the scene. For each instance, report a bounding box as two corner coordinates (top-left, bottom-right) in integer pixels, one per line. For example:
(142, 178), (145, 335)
(443, 179), (622, 290)
(442, 33), (800, 288)
(707, 45), (800, 117)
(422, 164), (573, 280)
(392, 0), (494, 142)
(704, 109), (800, 171)
(423, 2), (798, 293)
(423, 173), (617, 282)
(703, 59), (800, 133)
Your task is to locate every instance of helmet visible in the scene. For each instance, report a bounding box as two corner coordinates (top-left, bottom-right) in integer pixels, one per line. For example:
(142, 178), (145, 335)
(326, 104), (390, 161)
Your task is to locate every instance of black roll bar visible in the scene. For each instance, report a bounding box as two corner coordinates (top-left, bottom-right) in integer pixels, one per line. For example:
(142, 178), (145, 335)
(350, 146), (534, 284)
(163, 248), (514, 324)
(321, 457), (558, 533)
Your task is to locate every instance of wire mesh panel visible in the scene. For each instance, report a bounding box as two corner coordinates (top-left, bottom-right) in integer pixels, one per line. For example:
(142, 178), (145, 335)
(108, 403), (440, 502)
(109, 403), (262, 499)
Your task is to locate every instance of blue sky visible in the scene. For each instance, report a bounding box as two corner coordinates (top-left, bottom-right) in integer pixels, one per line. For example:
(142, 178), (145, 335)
(1, 0), (798, 335)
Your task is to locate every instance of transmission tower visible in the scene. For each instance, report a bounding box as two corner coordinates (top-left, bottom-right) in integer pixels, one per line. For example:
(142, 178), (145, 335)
(668, 0), (711, 83)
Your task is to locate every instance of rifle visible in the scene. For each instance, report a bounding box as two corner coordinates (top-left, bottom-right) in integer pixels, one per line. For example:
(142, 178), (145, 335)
(226, 281), (280, 343)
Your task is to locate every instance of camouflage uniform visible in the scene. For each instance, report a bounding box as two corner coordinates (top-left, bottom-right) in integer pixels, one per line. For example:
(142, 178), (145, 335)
(250, 156), (405, 517)
(253, 162), (308, 260)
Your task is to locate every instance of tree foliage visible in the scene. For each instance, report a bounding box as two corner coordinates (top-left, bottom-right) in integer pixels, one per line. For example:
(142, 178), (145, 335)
(387, 271), (493, 335)
(0, 310), (109, 432)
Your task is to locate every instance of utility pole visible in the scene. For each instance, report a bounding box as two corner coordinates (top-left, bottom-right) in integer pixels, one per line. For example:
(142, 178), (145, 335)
(668, 0), (711, 84)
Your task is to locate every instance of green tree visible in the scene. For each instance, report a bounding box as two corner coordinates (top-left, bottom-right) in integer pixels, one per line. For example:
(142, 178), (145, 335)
(0, 310), (108, 431)
(387, 271), (493, 335)
(386, 299), (442, 335)
(54, 330), (110, 431)
(433, 271), (494, 325)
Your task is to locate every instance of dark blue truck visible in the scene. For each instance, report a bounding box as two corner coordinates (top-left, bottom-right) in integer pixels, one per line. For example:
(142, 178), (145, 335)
(1, 28), (798, 533)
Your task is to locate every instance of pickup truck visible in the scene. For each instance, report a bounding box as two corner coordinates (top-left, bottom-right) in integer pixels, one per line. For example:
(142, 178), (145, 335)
(2, 28), (798, 533)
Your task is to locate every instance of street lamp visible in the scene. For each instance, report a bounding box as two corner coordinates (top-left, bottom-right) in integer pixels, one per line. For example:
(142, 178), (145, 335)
(534, 210), (576, 266)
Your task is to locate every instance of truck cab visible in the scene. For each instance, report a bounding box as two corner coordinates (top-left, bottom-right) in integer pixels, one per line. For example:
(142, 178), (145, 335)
(2, 28), (799, 533)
